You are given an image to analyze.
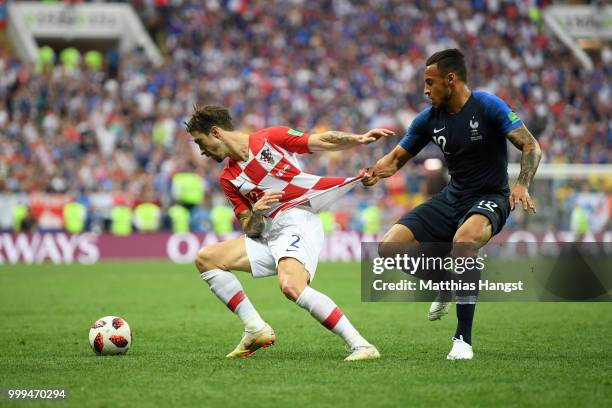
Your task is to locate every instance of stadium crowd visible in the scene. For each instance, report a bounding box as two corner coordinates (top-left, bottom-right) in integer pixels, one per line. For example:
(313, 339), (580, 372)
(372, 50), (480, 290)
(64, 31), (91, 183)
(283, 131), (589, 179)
(0, 0), (610, 233)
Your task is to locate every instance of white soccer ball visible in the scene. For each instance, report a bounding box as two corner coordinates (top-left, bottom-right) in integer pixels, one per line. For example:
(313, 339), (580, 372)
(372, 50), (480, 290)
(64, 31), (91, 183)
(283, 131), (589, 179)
(89, 316), (132, 355)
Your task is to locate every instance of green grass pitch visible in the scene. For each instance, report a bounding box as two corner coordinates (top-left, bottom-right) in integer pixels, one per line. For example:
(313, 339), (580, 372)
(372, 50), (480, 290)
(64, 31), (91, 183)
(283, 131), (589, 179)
(1, 261), (611, 407)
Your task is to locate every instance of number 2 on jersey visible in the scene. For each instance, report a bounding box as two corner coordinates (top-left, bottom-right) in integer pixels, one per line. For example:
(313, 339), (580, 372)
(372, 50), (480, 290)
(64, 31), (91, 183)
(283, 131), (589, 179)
(287, 234), (301, 252)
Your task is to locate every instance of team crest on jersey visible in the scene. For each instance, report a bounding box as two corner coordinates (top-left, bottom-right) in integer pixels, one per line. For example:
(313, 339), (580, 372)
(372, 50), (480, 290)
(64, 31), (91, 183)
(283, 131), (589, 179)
(470, 116), (482, 141)
(260, 147), (275, 165)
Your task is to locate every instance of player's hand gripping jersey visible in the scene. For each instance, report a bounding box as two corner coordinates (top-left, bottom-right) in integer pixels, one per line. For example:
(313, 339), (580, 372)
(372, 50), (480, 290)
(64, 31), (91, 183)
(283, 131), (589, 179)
(220, 127), (362, 218)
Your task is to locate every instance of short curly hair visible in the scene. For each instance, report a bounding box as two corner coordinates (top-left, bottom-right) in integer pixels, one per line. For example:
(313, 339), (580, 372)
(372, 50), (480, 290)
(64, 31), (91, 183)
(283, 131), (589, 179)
(185, 105), (235, 135)
(426, 48), (467, 82)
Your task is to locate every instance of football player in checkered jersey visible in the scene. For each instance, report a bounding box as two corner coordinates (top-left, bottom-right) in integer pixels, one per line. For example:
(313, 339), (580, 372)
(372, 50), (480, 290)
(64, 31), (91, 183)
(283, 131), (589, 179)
(186, 105), (393, 361)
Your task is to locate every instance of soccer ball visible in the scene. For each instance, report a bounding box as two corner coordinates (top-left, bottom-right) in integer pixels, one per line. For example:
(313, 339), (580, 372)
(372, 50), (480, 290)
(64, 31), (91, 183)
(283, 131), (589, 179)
(89, 316), (132, 355)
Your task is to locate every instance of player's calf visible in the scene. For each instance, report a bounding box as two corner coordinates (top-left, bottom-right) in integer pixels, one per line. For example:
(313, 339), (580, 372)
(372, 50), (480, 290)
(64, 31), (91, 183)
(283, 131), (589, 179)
(379, 237), (454, 322)
(277, 258), (378, 360)
(196, 237), (271, 357)
(450, 217), (490, 349)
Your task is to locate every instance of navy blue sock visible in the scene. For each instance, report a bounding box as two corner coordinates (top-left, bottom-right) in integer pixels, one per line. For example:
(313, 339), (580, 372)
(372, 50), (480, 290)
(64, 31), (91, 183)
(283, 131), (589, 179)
(454, 303), (476, 345)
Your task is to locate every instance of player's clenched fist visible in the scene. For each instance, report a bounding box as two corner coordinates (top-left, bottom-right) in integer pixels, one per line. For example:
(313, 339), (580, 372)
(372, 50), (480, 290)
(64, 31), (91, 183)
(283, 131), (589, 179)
(356, 129), (395, 145)
(361, 168), (380, 187)
(253, 192), (284, 213)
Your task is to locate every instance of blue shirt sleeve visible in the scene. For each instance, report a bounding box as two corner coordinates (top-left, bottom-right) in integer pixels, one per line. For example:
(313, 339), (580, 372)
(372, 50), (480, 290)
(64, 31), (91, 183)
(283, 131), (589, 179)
(399, 108), (431, 156)
(479, 92), (523, 134)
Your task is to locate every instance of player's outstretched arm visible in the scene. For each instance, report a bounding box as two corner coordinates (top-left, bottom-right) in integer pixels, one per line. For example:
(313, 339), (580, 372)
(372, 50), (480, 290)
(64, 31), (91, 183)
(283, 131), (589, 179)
(308, 129), (394, 152)
(507, 124), (542, 213)
(362, 145), (413, 186)
(236, 192), (283, 238)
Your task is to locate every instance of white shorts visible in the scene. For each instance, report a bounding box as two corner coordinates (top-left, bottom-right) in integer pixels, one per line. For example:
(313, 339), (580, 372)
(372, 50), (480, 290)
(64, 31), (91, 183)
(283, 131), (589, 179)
(244, 207), (324, 281)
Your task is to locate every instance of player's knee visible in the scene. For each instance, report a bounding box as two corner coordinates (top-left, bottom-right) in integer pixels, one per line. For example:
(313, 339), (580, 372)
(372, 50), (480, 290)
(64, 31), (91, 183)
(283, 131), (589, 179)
(453, 229), (476, 245)
(379, 238), (417, 258)
(378, 242), (392, 258)
(195, 245), (223, 272)
(379, 227), (418, 257)
(452, 231), (481, 257)
(277, 268), (305, 301)
(277, 258), (309, 300)
(279, 280), (302, 301)
(453, 226), (490, 245)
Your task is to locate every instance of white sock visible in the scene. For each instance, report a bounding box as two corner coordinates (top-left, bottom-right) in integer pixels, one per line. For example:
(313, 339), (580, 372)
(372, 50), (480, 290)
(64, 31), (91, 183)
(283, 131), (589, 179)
(201, 269), (265, 332)
(296, 286), (369, 348)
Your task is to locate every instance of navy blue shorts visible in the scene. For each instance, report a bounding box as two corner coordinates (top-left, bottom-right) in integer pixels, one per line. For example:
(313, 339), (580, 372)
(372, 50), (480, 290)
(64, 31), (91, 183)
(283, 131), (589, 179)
(397, 190), (510, 242)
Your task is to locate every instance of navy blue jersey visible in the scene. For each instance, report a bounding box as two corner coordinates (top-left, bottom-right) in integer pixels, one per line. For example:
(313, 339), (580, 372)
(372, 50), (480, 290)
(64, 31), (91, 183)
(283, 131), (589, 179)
(399, 91), (522, 202)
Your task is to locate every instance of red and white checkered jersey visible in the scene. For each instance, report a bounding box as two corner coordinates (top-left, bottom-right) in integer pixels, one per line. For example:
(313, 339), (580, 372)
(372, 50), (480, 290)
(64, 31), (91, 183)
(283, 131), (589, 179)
(220, 126), (363, 218)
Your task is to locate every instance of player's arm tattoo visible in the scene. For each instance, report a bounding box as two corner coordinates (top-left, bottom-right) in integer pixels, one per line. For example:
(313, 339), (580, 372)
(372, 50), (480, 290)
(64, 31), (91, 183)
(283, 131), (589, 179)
(317, 131), (359, 150)
(507, 124), (542, 188)
(310, 129), (391, 151)
(237, 210), (265, 238)
(321, 131), (353, 144)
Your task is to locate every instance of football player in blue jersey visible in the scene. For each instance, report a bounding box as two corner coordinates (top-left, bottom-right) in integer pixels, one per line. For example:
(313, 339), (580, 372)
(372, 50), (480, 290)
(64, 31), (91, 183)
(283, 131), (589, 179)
(363, 48), (541, 360)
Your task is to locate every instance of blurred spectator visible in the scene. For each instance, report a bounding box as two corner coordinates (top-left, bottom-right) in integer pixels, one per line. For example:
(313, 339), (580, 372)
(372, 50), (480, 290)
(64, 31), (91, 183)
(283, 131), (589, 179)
(84, 50), (103, 71)
(134, 202), (162, 233)
(570, 203), (590, 237)
(36, 46), (55, 73)
(12, 203), (36, 232)
(63, 201), (87, 233)
(423, 158), (447, 198)
(111, 205), (133, 236)
(319, 211), (336, 234)
(168, 203), (190, 233)
(361, 205), (382, 235)
(59, 47), (80, 69)
(210, 204), (234, 236)
(172, 172), (204, 210)
(190, 204), (212, 232)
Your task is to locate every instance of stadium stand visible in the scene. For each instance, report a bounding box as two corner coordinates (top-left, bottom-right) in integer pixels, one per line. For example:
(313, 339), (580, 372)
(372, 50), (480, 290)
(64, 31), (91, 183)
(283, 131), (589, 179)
(0, 0), (609, 233)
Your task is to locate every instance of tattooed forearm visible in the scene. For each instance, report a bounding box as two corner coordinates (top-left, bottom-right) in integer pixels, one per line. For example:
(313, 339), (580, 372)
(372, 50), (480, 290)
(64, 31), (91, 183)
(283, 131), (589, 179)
(320, 131), (357, 146)
(245, 213), (265, 238)
(507, 125), (542, 188)
(310, 128), (389, 152)
(517, 149), (540, 187)
(238, 211), (266, 238)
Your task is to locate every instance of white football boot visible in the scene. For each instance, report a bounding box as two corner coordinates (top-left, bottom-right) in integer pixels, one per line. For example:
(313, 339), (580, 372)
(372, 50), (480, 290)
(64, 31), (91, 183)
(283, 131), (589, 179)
(344, 344), (381, 361)
(446, 335), (473, 360)
(428, 291), (452, 321)
(226, 323), (275, 358)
